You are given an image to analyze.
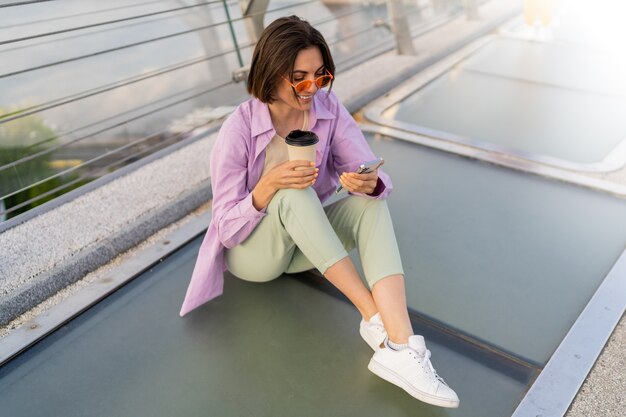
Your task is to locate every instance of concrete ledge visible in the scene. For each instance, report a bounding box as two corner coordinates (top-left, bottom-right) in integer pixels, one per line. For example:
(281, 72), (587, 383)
(0, 183), (211, 326)
(0, 129), (217, 326)
(566, 314), (626, 417)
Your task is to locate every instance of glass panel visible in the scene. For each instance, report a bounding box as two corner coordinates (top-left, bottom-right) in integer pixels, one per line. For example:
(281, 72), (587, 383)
(364, 132), (626, 364)
(382, 69), (626, 165)
(461, 37), (626, 96)
(0, 236), (530, 417)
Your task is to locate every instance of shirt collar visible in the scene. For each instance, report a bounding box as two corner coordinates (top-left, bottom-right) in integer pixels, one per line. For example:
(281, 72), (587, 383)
(250, 99), (273, 138)
(309, 92), (336, 129)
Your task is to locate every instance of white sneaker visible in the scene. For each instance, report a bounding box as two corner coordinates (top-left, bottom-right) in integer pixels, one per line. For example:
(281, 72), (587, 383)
(368, 335), (460, 408)
(359, 312), (387, 351)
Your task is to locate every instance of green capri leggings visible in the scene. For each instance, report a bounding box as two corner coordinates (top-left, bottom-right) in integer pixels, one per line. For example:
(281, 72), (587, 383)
(225, 187), (404, 289)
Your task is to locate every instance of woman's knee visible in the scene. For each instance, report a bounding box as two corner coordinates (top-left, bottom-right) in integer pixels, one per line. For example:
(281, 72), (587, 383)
(277, 187), (318, 202)
(364, 197), (388, 211)
(360, 198), (391, 221)
(268, 187), (319, 214)
(342, 195), (389, 217)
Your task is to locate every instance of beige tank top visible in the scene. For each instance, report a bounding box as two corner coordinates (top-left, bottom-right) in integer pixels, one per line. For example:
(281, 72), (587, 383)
(261, 110), (309, 177)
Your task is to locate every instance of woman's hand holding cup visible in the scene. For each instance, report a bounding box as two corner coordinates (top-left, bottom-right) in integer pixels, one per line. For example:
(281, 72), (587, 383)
(272, 129), (319, 189)
(252, 129), (319, 211)
(266, 160), (318, 191)
(252, 160), (317, 210)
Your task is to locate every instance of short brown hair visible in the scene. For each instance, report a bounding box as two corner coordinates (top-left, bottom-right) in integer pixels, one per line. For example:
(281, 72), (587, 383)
(247, 15), (335, 103)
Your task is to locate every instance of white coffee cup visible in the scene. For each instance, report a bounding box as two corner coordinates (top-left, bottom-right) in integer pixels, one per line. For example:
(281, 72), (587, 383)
(285, 130), (319, 169)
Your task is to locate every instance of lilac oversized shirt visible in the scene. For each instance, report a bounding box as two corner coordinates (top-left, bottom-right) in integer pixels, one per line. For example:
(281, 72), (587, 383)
(179, 91), (392, 316)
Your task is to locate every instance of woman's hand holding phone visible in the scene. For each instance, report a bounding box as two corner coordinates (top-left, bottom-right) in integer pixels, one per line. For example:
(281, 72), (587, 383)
(339, 170), (379, 194)
(337, 157), (384, 194)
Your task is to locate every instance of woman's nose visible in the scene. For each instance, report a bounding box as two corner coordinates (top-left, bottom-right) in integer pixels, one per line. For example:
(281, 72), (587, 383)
(304, 80), (318, 95)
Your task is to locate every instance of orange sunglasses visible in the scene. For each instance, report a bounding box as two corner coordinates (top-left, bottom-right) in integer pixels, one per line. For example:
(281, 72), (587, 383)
(282, 69), (334, 93)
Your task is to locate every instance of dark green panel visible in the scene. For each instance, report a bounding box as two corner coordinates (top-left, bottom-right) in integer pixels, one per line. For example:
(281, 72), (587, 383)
(0, 236), (529, 417)
(364, 133), (626, 364)
(382, 68), (626, 164)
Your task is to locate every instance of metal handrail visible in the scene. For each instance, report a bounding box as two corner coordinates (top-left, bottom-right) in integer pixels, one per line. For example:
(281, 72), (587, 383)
(1, 78), (234, 203)
(0, 0), (225, 46)
(1, 76), (236, 181)
(0, 41), (254, 125)
(0, 0), (53, 9)
(327, 20), (387, 47)
(0, 77), (236, 172)
(0, 0), (182, 29)
(0, 0), (317, 80)
(0, 1), (237, 53)
(0, 2), (378, 124)
(310, 2), (385, 28)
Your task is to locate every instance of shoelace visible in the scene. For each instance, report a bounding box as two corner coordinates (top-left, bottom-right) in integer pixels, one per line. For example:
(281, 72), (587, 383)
(408, 348), (449, 387)
(424, 349), (448, 386)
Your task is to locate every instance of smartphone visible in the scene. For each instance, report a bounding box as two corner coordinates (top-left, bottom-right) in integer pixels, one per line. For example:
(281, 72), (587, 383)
(336, 157), (384, 193)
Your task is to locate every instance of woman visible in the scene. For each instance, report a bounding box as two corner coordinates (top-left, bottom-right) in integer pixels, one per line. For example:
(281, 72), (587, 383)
(180, 15), (459, 408)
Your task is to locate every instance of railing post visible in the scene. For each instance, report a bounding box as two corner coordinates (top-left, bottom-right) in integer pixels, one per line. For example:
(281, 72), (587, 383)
(223, 0), (244, 67)
(387, 0), (417, 55)
(239, 0), (270, 44)
(175, 1), (231, 95)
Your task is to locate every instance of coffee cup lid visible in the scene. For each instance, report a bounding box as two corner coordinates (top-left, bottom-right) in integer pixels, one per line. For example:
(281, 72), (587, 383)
(285, 130), (319, 146)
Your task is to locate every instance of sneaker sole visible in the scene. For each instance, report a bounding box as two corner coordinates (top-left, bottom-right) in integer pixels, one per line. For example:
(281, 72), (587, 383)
(368, 358), (460, 408)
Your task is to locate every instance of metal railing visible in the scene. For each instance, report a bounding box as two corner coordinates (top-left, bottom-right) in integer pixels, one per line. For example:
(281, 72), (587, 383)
(0, 0), (470, 223)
